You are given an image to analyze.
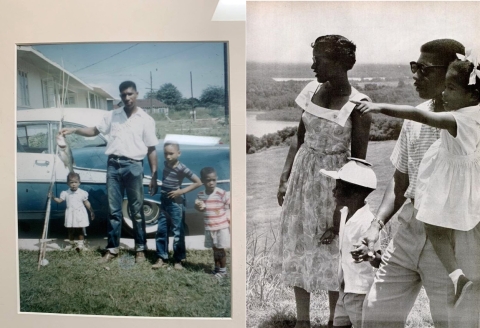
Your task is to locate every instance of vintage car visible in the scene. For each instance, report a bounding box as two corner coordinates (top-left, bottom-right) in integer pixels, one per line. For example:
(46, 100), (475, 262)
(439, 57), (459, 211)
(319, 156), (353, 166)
(17, 108), (230, 236)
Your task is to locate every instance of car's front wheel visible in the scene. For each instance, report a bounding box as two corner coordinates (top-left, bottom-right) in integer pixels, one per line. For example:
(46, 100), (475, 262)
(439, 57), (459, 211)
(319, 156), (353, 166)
(122, 199), (160, 238)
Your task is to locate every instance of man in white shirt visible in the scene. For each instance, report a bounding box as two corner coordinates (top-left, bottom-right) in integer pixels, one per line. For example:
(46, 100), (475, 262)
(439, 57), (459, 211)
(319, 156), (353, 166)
(62, 81), (159, 263)
(321, 158), (378, 328)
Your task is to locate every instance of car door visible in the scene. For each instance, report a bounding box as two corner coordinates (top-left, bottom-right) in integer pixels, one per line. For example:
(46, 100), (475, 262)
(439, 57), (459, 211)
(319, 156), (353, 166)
(17, 122), (55, 219)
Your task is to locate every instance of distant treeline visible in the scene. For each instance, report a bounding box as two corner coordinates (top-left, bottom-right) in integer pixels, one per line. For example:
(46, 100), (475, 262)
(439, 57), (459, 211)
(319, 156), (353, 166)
(247, 114), (403, 154)
(247, 79), (423, 111)
(247, 62), (413, 81)
(246, 62), (426, 153)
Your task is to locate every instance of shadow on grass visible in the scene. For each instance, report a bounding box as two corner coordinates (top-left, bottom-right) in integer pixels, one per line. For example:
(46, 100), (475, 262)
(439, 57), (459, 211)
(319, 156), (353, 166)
(257, 311), (332, 328)
(95, 248), (218, 273)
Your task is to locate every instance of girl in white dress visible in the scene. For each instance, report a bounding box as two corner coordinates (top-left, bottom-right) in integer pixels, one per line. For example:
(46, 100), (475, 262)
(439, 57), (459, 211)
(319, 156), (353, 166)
(353, 55), (480, 309)
(50, 172), (95, 251)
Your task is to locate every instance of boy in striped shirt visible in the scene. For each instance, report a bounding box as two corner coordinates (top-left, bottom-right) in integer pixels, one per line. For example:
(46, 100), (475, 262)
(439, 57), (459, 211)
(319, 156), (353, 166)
(152, 141), (202, 270)
(195, 167), (231, 278)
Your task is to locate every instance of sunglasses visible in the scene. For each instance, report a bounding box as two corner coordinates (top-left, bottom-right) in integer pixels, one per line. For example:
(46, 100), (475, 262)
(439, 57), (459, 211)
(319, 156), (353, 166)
(410, 61), (446, 75)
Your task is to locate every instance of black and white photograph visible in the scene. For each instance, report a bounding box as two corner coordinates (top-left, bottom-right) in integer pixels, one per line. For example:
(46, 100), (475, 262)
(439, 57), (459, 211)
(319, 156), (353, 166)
(246, 1), (480, 328)
(16, 41), (232, 317)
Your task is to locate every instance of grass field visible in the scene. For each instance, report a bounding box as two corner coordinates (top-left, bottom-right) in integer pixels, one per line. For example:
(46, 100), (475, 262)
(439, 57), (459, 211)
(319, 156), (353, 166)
(246, 141), (433, 328)
(19, 249), (231, 317)
(155, 118), (230, 144)
(150, 109), (230, 145)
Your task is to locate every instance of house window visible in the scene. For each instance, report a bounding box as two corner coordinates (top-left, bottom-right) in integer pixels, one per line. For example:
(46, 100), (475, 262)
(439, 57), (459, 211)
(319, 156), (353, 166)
(88, 93), (103, 109)
(18, 70), (30, 106)
(58, 88), (76, 106)
(42, 79), (56, 108)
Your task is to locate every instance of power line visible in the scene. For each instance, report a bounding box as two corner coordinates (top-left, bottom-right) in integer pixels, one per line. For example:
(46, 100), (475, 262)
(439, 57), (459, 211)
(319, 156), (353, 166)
(72, 43), (139, 73)
(86, 43), (204, 77)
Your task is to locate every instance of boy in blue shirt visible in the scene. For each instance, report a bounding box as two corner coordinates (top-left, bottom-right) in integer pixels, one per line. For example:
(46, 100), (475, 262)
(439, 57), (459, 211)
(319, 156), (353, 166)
(152, 141), (202, 270)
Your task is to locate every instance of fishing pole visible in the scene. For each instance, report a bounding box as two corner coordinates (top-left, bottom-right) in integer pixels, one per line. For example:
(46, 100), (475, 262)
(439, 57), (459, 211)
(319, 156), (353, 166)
(38, 67), (69, 269)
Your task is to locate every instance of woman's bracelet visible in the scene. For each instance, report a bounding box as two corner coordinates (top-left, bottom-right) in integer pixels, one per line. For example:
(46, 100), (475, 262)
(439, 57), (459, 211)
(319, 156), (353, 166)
(371, 217), (385, 230)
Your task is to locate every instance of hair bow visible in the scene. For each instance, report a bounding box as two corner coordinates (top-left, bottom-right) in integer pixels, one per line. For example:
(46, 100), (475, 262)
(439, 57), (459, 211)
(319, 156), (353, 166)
(457, 50), (480, 85)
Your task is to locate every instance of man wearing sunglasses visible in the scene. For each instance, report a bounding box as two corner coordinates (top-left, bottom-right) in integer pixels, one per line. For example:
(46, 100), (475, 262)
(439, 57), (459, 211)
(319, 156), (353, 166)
(353, 39), (468, 327)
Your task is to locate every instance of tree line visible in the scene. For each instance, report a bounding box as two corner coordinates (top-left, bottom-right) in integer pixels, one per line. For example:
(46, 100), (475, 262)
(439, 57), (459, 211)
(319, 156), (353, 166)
(145, 83), (225, 111)
(247, 79), (423, 111)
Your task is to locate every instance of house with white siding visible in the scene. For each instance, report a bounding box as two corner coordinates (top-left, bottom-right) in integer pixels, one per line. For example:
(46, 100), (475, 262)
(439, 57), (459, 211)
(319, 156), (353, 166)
(17, 46), (114, 110)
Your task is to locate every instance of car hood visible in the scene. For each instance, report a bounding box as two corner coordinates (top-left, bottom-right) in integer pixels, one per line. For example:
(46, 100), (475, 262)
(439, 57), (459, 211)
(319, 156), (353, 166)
(72, 140), (230, 180)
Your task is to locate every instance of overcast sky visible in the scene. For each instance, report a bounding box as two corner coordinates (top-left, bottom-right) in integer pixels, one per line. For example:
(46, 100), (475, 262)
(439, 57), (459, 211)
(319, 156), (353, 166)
(247, 1), (480, 64)
(33, 42), (226, 100)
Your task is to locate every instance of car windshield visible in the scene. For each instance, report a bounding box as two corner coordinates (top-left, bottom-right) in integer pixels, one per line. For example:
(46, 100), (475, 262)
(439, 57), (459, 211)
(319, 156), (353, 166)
(53, 122), (107, 149)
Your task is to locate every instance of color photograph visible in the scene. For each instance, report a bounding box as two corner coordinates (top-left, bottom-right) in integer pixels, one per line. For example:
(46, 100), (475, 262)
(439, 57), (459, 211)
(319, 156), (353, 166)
(246, 1), (480, 327)
(17, 42), (231, 317)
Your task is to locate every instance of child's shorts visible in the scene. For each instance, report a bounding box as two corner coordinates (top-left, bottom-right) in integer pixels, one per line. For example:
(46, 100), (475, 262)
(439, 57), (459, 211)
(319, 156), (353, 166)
(204, 228), (230, 249)
(333, 289), (366, 328)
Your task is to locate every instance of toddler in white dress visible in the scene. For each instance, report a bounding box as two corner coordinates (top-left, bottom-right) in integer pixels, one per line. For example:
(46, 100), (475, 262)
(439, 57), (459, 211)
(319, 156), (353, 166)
(353, 54), (480, 310)
(50, 172), (95, 251)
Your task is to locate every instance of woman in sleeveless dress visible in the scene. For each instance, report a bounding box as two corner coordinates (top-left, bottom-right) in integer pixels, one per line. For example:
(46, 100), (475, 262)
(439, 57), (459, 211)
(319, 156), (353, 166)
(275, 35), (372, 328)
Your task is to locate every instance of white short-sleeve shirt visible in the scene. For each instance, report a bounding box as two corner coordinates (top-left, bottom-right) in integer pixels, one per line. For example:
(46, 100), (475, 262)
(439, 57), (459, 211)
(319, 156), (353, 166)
(96, 107), (159, 160)
(338, 203), (379, 294)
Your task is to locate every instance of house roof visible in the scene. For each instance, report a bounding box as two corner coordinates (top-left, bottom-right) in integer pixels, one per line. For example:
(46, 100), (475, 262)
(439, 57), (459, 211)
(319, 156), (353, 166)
(115, 99), (168, 109)
(18, 46), (94, 92)
(18, 46), (114, 100)
(90, 85), (115, 100)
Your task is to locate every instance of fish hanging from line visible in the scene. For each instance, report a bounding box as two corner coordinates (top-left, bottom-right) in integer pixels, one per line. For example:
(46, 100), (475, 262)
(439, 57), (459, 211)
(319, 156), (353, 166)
(56, 133), (75, 173)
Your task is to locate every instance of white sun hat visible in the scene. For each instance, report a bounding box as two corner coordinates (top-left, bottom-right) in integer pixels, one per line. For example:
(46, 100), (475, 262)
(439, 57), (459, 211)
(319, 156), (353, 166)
(320, 157), (377, 189)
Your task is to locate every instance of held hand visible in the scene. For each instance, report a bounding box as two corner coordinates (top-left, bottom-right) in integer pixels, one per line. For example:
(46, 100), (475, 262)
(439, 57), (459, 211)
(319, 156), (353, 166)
(318, 228), (336, 245)
(168, 189), (182, 199)
(90, 211), (95, 220)
(363, 223), (381, 253)
(277, 181), (288, 206)
(60, 127), (76, 136)
(351, 224), (380, 262)
(350, 243), (374, 263)
(350, 100), (382, 117)
(149, 179), (158, 196)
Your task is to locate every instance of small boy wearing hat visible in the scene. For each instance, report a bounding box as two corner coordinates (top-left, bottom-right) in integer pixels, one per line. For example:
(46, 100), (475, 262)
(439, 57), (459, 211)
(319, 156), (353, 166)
(320, 158), (380, 328)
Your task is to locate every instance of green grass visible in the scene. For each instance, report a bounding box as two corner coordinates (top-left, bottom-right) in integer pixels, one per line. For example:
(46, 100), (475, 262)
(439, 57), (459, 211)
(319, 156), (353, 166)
(19, 249), (231, 317)
(155, 119), (230, 145)
(246, 142), (433, 328)
(150, 109), (230, 145)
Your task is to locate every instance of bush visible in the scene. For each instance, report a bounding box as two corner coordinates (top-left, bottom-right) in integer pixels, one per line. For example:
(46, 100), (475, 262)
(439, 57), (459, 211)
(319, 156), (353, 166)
(370, 115), (403, 141)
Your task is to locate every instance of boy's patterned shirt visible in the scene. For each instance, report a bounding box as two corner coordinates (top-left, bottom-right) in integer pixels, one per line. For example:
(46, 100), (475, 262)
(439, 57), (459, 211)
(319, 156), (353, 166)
(161, 161), (194, 191)
(196, 187), (230, 231)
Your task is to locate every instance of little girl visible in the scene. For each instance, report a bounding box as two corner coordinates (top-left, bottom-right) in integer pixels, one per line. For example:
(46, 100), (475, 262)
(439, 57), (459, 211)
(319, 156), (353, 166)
(352, 55), (480, 309)
(50, 172), (95, 251)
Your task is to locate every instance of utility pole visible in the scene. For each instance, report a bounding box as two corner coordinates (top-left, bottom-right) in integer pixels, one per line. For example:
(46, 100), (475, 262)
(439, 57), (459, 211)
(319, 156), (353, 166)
(190, 71), (196, 122)
(150, 71), (153, 111)
(145, 71), (160, 116)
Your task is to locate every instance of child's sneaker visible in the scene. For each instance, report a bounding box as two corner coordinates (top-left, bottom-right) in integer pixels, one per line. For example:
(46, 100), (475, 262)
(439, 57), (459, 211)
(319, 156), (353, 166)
(454, 275), (473, 308)
(152, 259), (168, 269)
(75, 241), (85, 253)
(174, 262), (184, 270)
(213, 272), (228, 280)
(64, 241), (75, 250)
